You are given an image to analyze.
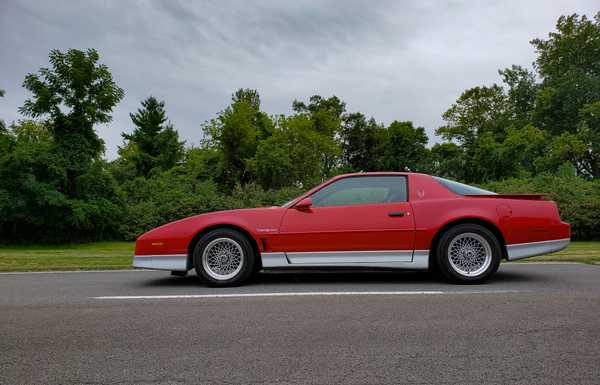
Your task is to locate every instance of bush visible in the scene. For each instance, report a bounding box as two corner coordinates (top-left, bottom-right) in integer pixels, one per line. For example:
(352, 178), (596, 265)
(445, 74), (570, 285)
(483, 173), (600, 240)
(118, 169), (303, 240)
(0, 122), (125, 243)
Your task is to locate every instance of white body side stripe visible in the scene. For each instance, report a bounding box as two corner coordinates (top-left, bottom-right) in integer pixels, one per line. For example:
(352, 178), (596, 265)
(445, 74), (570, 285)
(260, 250), (429, 270)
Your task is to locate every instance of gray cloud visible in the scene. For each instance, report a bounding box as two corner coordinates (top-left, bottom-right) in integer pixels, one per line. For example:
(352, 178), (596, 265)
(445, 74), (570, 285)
(1, 0), (598, 158)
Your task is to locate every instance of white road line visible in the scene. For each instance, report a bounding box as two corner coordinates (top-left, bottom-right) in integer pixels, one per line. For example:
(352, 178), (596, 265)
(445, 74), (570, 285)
(93, 290), (523, 300)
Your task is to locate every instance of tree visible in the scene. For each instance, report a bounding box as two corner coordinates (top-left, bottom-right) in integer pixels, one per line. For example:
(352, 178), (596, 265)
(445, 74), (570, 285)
(437, 85), (511, 147)
(434, 13), (600, 181)
(0, 120), (124, 242)
(534, 132), (586, 176)
(249, 114), (325, 189)
(430, 142), (465, 180)
(531, 13), (600, 136)
(249, 132), (294, 190)
(500, 124), (548, 176)
(340, 113), (382, 172)
(460, 125), (548, 183)
(19, 49), (124, 194)
(293, 95), (346, 137)
(378, 121), (429, 172)
(1, 49), (125, 242)
(436, 84), (519, 182)
(575, 101), (600, 177)
(292, 95), (345, 176)
(0, 121), (62, 241)
(182, 146), (223, 186)
(529, 13), (600, 177)
(119, 96), (185, 178)
(498, 65), (538, 125)
(0, 89), (5, 132)
(203, 89), (274, 189)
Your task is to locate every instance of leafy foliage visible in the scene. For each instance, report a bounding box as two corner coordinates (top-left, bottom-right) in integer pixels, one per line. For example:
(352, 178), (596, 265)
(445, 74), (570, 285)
(437, 12), (600, 181)
(0, 121), (123, 242)
(531, 13), (600, 136)
(118, 97), (185, 178)
(0, 88), (5, 132)
(339, 113), (382, 172)
(1, 49), (124, 242)
(118, 172), (302, 240)
(378, 121), (429, 172)
(2, 12), (600, 243)
(292, 95), (345, 177)
(20, 49), (124, 172)
(202, 89), (274, 189)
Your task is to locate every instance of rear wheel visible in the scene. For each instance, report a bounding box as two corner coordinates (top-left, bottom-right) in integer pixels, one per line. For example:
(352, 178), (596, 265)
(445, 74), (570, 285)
(193, 228), (255, 287)
(436, 224), (501, 283)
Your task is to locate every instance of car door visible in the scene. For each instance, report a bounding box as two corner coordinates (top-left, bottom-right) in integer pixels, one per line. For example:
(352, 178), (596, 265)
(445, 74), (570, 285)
(274, 175), (415, 264)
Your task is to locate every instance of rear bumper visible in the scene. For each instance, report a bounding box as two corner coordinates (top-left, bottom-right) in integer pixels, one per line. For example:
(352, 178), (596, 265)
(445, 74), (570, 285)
(132, 254), (188, 271)
(506, 238), (570, 261)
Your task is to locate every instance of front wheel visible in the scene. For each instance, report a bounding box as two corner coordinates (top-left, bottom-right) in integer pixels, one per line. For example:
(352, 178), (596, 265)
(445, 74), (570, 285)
(194, 229), (255, 287)
(436, 224), (501, 283)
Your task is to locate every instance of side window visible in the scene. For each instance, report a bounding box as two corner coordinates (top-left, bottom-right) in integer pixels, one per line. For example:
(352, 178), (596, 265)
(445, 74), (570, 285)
(311, 176), (407, 207)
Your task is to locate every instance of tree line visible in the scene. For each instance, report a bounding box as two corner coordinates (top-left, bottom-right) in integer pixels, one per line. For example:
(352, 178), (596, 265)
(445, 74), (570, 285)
(1, 13), (599, 243)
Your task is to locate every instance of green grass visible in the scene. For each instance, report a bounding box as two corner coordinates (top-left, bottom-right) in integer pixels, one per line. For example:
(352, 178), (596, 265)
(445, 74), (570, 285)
(0, 242), (134, 272)
(0, 240), (598, 272)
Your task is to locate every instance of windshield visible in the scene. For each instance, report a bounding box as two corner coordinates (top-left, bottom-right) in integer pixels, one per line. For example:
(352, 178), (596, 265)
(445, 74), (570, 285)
(433, 176), (496, 196)
(281, 179), (332, 208)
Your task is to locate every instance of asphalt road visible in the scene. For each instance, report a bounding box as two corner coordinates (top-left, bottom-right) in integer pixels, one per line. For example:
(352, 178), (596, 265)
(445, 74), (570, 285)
(1, 263), (600, 385)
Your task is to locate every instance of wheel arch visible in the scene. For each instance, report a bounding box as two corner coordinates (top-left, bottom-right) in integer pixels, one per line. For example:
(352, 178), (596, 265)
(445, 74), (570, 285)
(187, 224), (262, 271)
(428, 218), (508, 270)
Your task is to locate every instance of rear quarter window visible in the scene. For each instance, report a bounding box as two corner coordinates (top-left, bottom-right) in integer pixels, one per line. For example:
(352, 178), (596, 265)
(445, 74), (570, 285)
(433, 176), (496, 196)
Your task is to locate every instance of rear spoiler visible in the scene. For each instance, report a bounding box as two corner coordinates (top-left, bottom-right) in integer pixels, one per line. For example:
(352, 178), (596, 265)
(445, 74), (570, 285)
(464, 194), (548, 200)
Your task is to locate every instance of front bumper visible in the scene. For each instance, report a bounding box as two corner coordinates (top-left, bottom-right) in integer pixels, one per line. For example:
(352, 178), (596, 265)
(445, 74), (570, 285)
(506, 238), (570, 261)
(132, 254), (188, 271)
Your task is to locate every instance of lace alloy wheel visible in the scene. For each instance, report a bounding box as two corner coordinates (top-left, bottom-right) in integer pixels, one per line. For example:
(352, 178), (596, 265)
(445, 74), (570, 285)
(201, 238), (244, 280)
(447, 232), (492, 277)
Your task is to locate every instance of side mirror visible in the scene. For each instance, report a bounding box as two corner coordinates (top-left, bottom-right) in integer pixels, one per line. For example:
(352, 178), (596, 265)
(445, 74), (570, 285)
(294, 197), (313, 211)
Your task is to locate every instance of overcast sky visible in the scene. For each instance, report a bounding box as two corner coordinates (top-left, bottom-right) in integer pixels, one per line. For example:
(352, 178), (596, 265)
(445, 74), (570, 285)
(1, 1), (598, 159)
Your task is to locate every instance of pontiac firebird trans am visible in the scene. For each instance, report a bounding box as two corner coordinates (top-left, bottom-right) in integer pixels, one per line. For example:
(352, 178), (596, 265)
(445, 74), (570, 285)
(133, 172), (570, 285)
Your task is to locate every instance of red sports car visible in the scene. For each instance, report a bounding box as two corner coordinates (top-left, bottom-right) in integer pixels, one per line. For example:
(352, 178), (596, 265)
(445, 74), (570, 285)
(133, 172), (570, 285)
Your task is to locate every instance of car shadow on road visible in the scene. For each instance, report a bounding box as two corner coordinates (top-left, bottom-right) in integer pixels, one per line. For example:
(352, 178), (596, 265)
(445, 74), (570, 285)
(137, 270), (436, 288)
(137, 267), (545, 289)
(255, 270), (437, 285)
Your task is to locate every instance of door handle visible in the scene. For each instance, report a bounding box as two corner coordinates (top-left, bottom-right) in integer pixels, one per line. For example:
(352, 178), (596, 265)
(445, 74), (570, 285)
(388, 211), (406, 217)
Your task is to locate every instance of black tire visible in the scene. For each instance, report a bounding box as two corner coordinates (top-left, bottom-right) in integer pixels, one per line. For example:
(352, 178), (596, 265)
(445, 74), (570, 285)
(436, 224), (501, 284)
(193, 228), (256, 287)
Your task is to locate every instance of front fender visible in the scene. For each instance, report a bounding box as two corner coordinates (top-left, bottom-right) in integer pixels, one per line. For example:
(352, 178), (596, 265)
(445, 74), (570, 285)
(135, 207), (285, 256)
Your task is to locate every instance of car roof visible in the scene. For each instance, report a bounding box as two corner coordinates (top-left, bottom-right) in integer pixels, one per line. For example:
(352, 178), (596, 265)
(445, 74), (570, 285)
(332, 171), (426, 179)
